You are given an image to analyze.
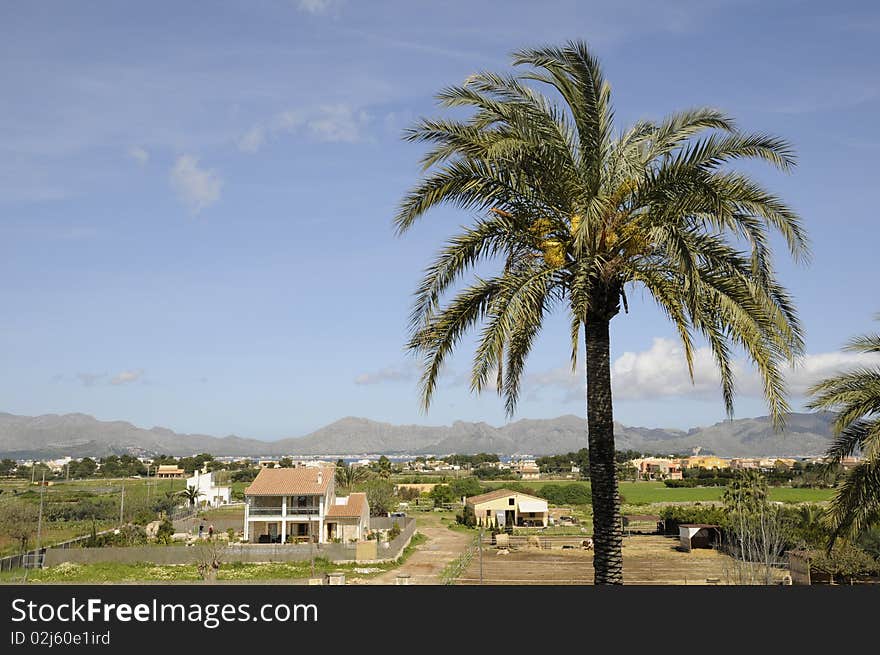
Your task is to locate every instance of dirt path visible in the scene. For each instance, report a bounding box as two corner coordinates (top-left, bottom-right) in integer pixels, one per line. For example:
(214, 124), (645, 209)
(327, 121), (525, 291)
(366, 522), (472, 585)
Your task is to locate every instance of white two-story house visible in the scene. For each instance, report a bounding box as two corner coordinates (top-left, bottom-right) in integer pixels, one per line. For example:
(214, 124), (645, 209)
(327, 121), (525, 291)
(243, 466), (369, 544)
(186, 467), (232, 507)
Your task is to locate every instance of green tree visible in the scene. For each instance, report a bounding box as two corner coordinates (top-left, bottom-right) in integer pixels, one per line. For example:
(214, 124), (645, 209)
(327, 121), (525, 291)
(0, 500), (40, 553)
(364, 478), (396, 516)
(70, 457), (97, 478)
(179, 485), (202, 507)
(370, 456), (393, 479)
(395, 41), (807, 583)
(334, 462), (370, 492)
(722, 471), (791, 584)
(807, 317), (880, 543)
(0, 459), (17, 476)
(155, 517), (175, 545)
(429, 484), (456, 506)
(811, 542), (879, 585)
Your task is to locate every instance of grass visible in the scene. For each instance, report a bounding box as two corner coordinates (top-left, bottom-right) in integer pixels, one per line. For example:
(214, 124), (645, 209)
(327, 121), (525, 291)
(0, 532), (430, 584)
(0, 477), (188, 557)
(481, 480), (835, 505)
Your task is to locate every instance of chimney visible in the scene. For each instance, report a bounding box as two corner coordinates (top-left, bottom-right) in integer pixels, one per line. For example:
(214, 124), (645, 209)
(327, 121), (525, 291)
(317, 470), (323, 485)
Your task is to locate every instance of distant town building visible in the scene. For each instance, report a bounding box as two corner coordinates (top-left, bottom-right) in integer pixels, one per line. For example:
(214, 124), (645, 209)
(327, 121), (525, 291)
(511, 459), (542, 480)
(684, 455), (730, 470)
(630, 457), (683, 481)
(156, 464), (185, 479)
(840, 456), (863, 470)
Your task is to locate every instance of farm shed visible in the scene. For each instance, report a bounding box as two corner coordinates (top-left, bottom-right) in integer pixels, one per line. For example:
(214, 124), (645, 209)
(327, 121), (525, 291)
(678, 524), (721, 552)
(466, 489), (549, 528)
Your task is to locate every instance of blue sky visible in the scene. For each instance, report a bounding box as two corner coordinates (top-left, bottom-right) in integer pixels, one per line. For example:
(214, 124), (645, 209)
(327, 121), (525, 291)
(1, 0), (878, 440)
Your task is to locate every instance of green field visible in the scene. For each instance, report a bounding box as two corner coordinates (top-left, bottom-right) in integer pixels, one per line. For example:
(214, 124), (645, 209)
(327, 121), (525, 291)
(0, 477), (188, 557)
(482, 480), (835, 505)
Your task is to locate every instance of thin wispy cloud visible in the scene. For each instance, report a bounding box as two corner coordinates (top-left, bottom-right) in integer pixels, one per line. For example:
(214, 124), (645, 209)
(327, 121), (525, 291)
(296, 0), (338, 15)
(307, 104), (370, 143)
(127, 146), (149, 164)
(110, 369), (144, 385)
(74, 369), (146, 387)
(238, 105), (370, 153)
(354, 364), (416, 386)
(237, 126), (266, 153)
(169, 155), (222, 213)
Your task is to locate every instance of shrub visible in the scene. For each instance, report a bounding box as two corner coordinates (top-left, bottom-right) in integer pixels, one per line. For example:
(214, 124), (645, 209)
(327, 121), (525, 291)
(536, 483), (591, 505)
(155, 518), (175, 544)
(658, 505), (727, 533)
(456, 504), (477, 527)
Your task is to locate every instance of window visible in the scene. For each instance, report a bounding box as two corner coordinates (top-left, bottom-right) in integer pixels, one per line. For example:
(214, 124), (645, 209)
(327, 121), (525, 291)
(508, 498), (515, 506)
(486, 510), (491, 517)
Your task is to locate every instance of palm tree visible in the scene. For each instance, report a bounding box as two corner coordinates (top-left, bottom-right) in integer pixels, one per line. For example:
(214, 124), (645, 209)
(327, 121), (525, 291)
(395, 41), (807, 584)
(807, 317), (880, 544)
(180, 485), (202, 508)
(334, 462), (370, 493)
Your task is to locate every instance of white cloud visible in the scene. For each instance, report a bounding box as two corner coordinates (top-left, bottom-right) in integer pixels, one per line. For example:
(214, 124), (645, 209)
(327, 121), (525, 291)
(307, 104), (369, 143)
(169, 155), (222, 213)
(238, 105), (367, 153)
(237, 126), (265, 153)
(610, 338), (729, 401)
(354, 365), (415, 386)
(127, 146), (149, 164)
(525, 337), (880, 403)
(297, 0), (336, 14)
(110, 369), (144, 385)
(273, 110), (304, 131)
(785, 351), (880, 395)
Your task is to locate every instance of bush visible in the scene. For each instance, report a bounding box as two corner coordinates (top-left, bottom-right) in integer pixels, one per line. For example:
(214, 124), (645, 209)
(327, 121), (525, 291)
(456, 504), (477, 527)
(449, 477), (483, 499)
(155, 518), (175, 544)
(811, 543), (880, 583)
(429, 484), (456, 505)
(536, 483), (591, 505)
(44, 497), (117, 522)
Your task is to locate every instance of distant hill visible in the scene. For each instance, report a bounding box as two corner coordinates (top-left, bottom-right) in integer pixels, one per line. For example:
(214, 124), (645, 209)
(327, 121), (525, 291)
(0, 410), (835, 459)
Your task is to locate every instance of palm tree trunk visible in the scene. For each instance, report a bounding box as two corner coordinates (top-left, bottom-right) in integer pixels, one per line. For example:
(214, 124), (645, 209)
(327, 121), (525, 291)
(585, 316), (623, 584)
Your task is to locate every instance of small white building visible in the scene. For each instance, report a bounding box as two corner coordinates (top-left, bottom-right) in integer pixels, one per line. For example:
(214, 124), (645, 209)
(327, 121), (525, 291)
(186, 468), (232, 507)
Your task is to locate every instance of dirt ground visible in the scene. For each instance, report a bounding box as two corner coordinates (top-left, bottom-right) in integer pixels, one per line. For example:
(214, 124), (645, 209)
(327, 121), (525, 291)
(456, 535), (787, 585)
(360, 514), (474, 585)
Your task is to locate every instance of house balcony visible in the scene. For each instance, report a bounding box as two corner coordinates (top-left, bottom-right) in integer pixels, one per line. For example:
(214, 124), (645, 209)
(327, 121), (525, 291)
(247, 506), (321, 517)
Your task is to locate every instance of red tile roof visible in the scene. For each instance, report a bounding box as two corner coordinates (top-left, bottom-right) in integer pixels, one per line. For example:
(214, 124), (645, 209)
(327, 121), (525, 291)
(244, 466), (333, 496)
(325, 492), (368, 518)
(465, 488), (545, 506)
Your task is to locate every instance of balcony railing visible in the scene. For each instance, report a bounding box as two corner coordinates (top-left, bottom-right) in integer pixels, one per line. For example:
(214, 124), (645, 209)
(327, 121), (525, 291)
(248, 506), (320, 516)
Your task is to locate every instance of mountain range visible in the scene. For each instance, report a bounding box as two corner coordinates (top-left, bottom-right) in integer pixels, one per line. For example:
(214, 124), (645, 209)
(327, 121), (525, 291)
(0, 410), (836, 459)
